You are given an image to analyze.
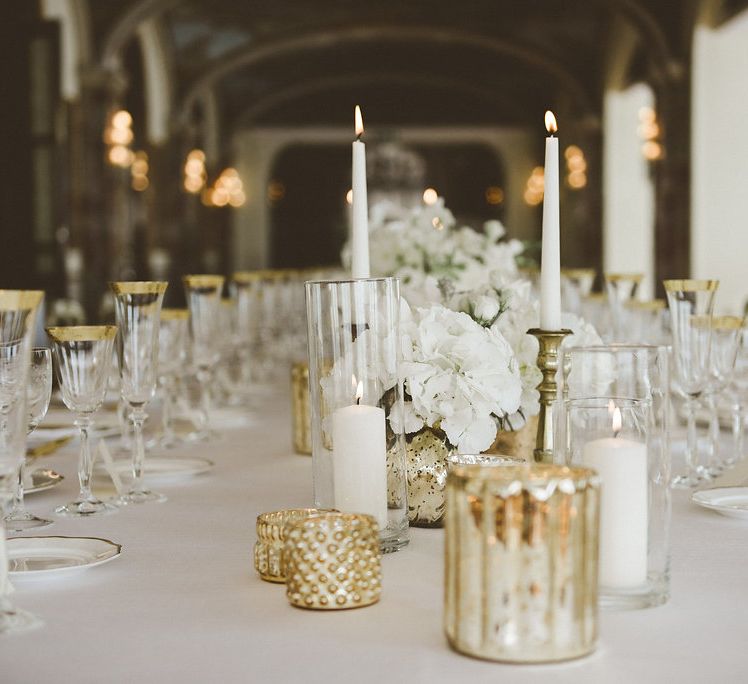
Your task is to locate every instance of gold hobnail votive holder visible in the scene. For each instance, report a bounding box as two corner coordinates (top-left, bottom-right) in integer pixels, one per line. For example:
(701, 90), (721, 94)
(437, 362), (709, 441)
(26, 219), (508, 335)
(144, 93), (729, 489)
(254, 508), (333, 583)
(283, 513), (382, 610)
(445, 464), (600, 663)
(291, 361), (312, 455)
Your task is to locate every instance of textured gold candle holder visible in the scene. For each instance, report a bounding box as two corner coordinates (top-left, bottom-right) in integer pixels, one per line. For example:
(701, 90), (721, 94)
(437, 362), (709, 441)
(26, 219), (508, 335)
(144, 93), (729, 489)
(527, 328), (572, 463)
(254, 508), (333, 583)
(283, 513), (382, 610)
(290, 361), (312, 455)
(445, 464), (600, 663)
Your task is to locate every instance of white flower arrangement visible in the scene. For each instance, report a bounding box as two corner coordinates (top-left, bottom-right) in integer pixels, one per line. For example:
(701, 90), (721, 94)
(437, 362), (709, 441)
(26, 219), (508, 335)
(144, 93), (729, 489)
(342, 197), (525, 306)
(338, 196), (604, 455)
(392, 301), (523, 454)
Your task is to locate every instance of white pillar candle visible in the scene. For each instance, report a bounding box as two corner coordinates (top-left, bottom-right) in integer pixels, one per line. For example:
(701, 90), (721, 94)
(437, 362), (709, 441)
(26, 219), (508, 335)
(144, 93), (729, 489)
(332, 383), (387, 529)
(351, 105), (370, 279)
(581, 409), (648, 588)
(540, 110), (561, 330)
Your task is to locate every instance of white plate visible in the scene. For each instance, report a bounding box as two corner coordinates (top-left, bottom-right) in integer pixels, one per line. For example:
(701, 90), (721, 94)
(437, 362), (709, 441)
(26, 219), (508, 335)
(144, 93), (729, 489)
(8, 536), (122, 578)
(25, 468), (64, 495)
(94, 456), (214, 482)
(692, 487), (748, 519)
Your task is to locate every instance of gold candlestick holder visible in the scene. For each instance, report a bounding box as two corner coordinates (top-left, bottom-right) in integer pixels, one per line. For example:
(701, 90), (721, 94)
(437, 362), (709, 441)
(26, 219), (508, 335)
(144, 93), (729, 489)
(527, 328), (572, 463)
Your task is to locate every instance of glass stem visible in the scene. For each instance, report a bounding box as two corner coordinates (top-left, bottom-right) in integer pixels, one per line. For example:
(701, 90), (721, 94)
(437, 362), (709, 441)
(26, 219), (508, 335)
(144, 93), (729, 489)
(129, 407), (147, 493)
(707, 394), (720, 470)
(161, 377), (175, 442)
(0, 521), (11, 600)
(685, 398), (699, 481)
(197, 367), (213, 430)
(732, 401), (745, 464)
(75, 415), (94, 501)
(10, 464), (24, 515)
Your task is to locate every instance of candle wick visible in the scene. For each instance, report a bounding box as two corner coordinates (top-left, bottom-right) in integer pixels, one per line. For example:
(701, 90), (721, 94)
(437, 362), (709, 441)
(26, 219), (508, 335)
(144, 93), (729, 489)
(356, 396), (361, 406)
(356, 132), (362, 142)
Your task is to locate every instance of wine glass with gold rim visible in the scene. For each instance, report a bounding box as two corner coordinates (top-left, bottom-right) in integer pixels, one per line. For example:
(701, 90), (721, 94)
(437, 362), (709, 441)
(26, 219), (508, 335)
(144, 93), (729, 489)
(664, 279), (719, 487)
(110, 281), (168, 504)
(5, 347), (53, 532)
(0, 289), (44, 634)
(47, 325), (118, 516)
(183, 275), (224, 440)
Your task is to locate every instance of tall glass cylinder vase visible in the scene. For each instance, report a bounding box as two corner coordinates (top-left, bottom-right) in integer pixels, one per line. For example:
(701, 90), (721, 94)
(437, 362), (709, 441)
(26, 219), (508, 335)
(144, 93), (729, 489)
(305, 277), (408, 553)
(560, 344), (671, 608)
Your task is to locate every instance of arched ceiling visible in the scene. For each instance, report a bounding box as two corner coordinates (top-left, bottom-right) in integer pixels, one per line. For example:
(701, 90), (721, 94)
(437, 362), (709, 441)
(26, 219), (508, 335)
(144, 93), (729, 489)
(87, 0), (706, 131)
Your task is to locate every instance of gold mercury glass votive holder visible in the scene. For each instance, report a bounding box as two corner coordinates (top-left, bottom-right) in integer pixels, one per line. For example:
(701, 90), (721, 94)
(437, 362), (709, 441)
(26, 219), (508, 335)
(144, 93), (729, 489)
(290, 361), (312, 455)
(254, 508), (333, 583)
(445, 464), (600, 663)
(283, 513), (382, 610)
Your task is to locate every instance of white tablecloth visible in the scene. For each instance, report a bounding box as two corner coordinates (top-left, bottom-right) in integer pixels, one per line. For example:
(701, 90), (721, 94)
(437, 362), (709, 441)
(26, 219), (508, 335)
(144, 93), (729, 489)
(2, 392), (748, 683)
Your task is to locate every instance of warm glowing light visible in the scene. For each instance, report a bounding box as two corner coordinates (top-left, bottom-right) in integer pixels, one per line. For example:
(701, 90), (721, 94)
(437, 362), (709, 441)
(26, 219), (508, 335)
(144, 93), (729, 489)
(346, 189), (353, 205)
(355, 105), (364, 138)
(545, 110), (557, 134)
(229, 191), (246, 207)
(108, 145), (133, 167)
(431, 216), (444, 231)
(638, 106), (656, 124)
(612, 405), (622, 435)
(423, 188), (438, 205)
(187, 149), (206, 162)
(642, 141), (663, 160)
(485, 186), (504, 205)
(568, 171), (587, 189)
(524, 166), (545, 205)
(112, 110), (132, 129)
(355, 379), (364, 403)
(131, 176), (149, 191)
(564, 145), (581, 160)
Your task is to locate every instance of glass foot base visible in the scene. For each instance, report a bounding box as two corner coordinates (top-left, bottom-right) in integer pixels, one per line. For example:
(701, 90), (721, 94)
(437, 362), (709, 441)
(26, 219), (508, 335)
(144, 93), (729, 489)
(185, 429), (220, 443)
(0, 606), (43, 635)
(146, 433), (182, 450)
(118, 489), (167, 505)
(56, 498), (118, 517)
(4, 510), (54, 534)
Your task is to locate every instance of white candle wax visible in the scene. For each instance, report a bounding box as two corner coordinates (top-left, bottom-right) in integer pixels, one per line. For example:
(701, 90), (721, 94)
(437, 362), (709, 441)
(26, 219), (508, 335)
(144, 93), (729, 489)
(582, 437), (648, 588)
(351, 106), (370, 279)
(540, 113), (561, 330)
(332, 403), (387, 528)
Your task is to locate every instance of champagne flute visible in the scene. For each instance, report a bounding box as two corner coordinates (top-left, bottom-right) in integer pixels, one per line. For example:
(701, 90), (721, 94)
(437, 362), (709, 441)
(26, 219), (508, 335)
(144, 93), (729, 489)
(47, 325), (118, 516)
(0, 289), (44, 634)
(183, 275), (224, 440)
(110, 281), (168, 504)
(154, 308), (188, 448)
(664, 279), (719, 487)
(4, 347), (53, 532)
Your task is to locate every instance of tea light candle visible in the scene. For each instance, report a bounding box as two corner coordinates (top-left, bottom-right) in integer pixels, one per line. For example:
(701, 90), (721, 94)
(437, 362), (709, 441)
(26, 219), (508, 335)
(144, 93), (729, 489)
(332, 380), (387, 528)
(581, 406), (648, 588)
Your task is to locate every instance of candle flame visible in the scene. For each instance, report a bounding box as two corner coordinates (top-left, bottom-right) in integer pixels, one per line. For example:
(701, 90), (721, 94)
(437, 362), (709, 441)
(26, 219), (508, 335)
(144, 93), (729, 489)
(355, 379), (364, 404)
(545, 110), (557, 134)
(355, 105), (364, 138)
(612, 405), (622, 436)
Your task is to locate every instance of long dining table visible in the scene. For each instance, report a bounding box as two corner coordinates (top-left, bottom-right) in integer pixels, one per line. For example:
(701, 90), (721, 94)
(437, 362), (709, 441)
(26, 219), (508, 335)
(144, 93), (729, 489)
(2, 387), (748, 683)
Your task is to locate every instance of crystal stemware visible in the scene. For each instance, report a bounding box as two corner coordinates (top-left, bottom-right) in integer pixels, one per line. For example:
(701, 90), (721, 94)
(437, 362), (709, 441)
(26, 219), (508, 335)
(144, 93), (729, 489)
(5, 347), (53, 532)
(605, 272), (644, 342)
(0, 289), (44, 634)
(110, 281), (168, 504)
(664, 279), (719, 487)
(703, 316), (744, 472)
(47, 325), (118, 516)
(732, 328), (748, 464)
(154, 308), (189, 448)
(182, 275), (224, 439)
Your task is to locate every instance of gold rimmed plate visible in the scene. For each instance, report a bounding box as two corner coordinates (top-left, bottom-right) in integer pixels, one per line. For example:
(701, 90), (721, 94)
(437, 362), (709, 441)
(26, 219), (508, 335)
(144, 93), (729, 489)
(8, 536), (122, 579)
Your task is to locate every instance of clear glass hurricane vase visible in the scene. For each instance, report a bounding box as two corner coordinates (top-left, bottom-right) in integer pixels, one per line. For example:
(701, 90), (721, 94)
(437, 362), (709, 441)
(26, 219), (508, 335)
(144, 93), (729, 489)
(0, 289), (44, 634)
(664, 279), (719, 487)
(5, 347), (53, 532)
(111, 281), (168, 504)
(183, 275), (224, 439)
(48, 325), (118, 516)
(305, 277), (409, 553)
